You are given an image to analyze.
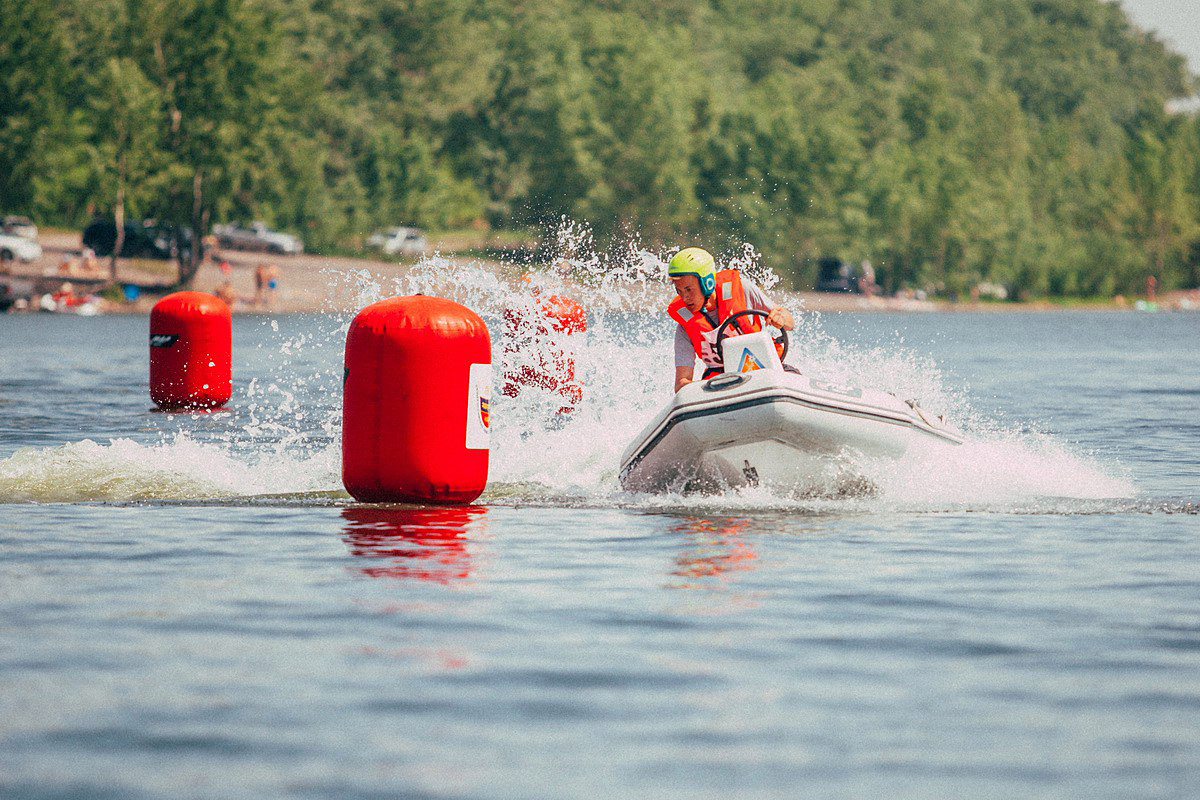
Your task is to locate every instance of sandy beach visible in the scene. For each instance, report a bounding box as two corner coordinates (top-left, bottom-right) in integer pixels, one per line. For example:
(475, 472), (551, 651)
(6, 230), (1195, 314)
(6, 230), (417, 314)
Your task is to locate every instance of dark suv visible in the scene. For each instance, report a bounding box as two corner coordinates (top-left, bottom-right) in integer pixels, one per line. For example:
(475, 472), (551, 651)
(814, 257), (864, 293)
(83, 218), (195, 261)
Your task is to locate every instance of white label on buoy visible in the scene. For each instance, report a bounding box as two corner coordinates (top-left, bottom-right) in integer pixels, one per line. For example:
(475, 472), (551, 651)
(465, 362), (491, 450)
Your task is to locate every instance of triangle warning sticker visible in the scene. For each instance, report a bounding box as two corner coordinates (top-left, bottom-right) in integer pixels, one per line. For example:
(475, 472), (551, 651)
(739, 348), (765, 372)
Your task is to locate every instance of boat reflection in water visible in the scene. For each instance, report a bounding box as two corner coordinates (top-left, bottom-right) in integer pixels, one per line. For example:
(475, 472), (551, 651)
(666, 516), (758, 593)
(340, 506), (486, 584)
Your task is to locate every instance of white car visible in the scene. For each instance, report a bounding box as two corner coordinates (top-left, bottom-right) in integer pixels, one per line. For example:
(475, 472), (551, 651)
(2, 215), (38, 240)
(212, 222), (303, 255)
(367, 226), (427, 256)
(0, 233), (42, 263)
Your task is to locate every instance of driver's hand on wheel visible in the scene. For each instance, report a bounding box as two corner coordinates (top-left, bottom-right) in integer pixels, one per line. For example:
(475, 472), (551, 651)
(767, 307), (794, 330)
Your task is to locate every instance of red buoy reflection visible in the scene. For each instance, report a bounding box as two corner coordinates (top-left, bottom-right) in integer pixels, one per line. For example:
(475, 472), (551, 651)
(341, 506), (485, 584)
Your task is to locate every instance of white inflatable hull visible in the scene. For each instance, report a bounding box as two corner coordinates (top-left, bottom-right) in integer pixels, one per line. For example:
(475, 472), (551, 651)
(619, 370), (962, 495)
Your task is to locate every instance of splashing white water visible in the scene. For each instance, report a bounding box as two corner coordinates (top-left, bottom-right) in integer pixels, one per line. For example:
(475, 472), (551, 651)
(0, 435), (341, 503)
(0, 223), (1135, 509)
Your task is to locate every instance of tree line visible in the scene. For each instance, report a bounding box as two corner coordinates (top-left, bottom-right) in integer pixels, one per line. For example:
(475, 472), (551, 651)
(2, 0), (1198, 295)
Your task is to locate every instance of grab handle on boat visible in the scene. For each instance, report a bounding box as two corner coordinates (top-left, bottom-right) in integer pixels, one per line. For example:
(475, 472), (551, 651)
(703, 373), (748, 391)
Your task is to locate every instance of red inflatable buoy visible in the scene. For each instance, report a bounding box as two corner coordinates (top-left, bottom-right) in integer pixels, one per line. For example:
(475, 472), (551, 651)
(342, 295), (492, 504)
(149, 291), (232, 410)
(502, 292), (586, 413)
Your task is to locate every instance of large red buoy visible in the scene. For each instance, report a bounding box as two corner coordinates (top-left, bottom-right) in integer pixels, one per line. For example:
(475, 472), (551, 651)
(342, 295), (491, 504)
(502, 291), (586, 413)
(149, 291), (232, 410)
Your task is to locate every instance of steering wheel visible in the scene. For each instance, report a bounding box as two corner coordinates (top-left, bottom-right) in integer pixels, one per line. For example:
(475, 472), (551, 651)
(714, 309), (789, 362)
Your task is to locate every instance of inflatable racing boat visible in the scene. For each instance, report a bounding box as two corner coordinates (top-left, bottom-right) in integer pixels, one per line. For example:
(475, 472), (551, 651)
(619, 311), (962, 494)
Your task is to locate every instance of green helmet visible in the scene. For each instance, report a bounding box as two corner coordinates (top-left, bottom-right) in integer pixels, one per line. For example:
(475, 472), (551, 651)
(668, 247), (717, 297)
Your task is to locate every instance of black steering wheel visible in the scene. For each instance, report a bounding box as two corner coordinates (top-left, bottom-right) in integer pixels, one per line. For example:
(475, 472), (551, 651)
(714, 309), (789, 362)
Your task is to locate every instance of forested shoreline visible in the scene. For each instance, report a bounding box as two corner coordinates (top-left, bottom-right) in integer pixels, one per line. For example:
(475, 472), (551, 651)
(3, 0), (1198, 296)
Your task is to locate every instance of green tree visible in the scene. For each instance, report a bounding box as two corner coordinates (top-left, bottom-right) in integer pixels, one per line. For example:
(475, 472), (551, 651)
(87, 57), (164, 279)
(10, 0), (1198, 296)
(1125, 107), (1198, 290)
(0, 2), (72, 217)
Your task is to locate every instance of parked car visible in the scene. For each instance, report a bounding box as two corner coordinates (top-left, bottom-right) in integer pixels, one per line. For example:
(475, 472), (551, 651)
(83, 218), (194, 260)
(0, 232), (43, 264)
(212, 221), (303, 255)
(1, 276), (36, 311)
(366, 226), (428, 256)
(2, 215), (38, 240)
(814, 257), (866, 293)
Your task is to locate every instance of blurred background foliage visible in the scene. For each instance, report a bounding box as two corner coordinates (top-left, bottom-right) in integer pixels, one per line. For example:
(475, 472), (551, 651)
(2, 0), (1198, 295)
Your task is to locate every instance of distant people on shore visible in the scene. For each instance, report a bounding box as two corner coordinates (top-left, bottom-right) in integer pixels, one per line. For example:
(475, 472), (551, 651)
(857, 260), (879, 297)
(201, 234), (220, 265)
(55, 248), (104, 278)
(37, 281), (104, 315)
(256, 263), (279, 308)
(253, 263), (280, 308)
(214, 281), (237, 309)
(254, 265), (266, 307)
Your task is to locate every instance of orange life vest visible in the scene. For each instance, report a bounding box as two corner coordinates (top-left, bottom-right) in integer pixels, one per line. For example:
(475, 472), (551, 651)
(668, 269), (764, 371)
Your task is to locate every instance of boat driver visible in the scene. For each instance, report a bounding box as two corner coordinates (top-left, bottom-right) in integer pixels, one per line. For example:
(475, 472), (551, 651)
(668, 247), (795, 392)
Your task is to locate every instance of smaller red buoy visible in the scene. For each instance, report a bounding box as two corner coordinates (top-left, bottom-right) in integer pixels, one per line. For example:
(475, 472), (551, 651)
(149, 291), (232, 410)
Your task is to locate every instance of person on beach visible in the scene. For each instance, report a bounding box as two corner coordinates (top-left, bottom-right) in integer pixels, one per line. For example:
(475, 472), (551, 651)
(254, 264), (267, 307)
(265, 264), (279, 307)
(214, 281), (237, 309)
(667, 247), (795, 392)
(201, 234), (219, 264)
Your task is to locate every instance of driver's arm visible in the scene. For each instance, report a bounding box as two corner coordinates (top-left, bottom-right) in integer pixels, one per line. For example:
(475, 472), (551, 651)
(766, 306), (794, 330)
(673, 328), (697, 392)
(675, 366), (694, 392)
(745, 280), (794, 330)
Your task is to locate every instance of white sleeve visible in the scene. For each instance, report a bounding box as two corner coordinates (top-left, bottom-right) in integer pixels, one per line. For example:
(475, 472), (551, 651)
(674, 326), (698, 368)
(742, 279), (775, 312)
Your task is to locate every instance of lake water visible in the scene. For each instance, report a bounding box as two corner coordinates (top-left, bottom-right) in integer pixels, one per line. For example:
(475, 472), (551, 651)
(2, 292), (1198, 798)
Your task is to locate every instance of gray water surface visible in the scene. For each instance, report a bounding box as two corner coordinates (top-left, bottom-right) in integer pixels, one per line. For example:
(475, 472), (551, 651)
(1, 310), (1197, 799)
